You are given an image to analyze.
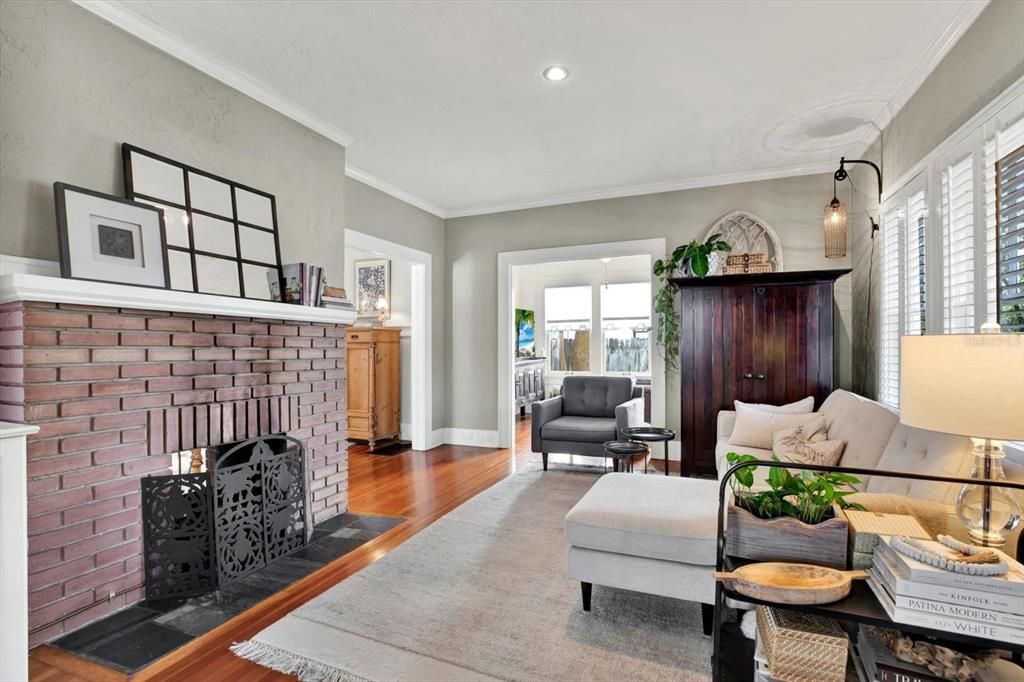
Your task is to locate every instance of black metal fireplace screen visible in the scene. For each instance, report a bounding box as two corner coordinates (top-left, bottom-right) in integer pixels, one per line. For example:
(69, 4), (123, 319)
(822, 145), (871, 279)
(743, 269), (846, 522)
(141, 434), (307, 600)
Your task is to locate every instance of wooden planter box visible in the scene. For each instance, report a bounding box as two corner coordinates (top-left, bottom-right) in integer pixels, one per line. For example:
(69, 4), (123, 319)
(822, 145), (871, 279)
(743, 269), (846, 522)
(726, 504), (849, 569)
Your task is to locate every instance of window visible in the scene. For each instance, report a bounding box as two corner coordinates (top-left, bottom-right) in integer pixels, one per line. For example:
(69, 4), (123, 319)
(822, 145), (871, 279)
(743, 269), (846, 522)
(997, 144), (1024, 332)
(879, 211), (901, 408)
(600, 282), (651, 374)
(904, 188), (928, 336)
(545, 285), (591, 372)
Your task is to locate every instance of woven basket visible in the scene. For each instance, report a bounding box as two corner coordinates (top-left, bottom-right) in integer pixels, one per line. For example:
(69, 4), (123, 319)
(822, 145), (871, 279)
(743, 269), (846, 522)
(723, 252), (772, 275)
(756, 606), (847, 682)
(726, 252), (768, 266)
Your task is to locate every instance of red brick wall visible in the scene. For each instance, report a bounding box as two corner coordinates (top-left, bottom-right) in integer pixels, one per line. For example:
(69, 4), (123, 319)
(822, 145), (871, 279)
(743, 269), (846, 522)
(0, 301), (348, 645)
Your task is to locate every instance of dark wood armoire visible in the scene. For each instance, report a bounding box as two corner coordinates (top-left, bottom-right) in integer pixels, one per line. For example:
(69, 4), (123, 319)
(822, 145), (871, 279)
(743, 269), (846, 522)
(671, 269), (850, 476)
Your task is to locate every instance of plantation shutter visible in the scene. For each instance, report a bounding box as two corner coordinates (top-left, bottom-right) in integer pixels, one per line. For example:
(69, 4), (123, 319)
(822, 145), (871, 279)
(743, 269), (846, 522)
(984, 117), (1024, 323)
(997, 144), (1024, 332)
(904, 189), (928, 336)
(942, 153), (975, 332)
(879, 210), (902, 408)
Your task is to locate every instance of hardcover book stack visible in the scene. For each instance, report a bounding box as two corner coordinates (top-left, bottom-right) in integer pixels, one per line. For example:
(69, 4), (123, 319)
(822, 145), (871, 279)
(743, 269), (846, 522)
(321, 285), (355, 311)
(867, 537), (1024, 646)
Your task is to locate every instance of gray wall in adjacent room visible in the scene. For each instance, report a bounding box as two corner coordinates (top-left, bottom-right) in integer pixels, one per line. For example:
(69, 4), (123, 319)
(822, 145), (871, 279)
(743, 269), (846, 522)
(850, 0), (1024, 400)
(345, 177), (447, 430)
(0, 0), (346, 283)
(445, 172), (855, 433)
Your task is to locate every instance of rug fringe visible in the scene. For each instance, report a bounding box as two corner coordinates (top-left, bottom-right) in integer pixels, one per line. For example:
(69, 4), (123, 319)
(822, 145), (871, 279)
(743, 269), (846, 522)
(230, 639), (375, 682)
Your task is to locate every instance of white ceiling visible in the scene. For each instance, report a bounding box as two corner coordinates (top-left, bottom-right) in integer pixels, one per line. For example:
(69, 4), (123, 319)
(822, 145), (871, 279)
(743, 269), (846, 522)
(82, 1), (986, 218)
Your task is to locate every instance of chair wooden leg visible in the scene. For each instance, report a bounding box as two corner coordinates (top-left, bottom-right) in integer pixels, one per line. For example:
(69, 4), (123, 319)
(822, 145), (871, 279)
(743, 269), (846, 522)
(581, 582), (592, 612)
(542, 452), (548, 471)
(701, 603), (714, 636)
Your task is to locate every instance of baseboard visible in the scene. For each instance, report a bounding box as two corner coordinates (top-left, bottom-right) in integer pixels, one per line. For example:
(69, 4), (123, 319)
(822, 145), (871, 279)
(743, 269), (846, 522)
(0, 254), (60, 276)
(442, 428), (500, 448)
(429, 428), (446, 450)
(400, 422), (412, 441)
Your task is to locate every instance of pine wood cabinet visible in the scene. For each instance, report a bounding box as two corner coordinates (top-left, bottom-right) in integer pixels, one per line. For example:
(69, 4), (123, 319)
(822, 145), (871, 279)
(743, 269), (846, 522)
(672, 269), (850, 476)
(346, 327), (401, 448)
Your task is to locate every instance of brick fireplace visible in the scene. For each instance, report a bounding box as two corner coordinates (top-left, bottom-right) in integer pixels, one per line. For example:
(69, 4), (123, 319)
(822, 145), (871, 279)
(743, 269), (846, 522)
(0, 296), (349, 645)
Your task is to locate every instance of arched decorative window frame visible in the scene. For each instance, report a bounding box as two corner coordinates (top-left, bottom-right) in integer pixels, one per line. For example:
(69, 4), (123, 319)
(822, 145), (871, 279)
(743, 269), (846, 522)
(703, 210), (784, 272)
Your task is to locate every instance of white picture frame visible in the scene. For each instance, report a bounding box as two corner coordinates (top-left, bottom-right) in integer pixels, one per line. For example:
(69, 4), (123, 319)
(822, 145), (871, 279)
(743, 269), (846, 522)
(354, 258), (391, 320)
(54, 182), (170, 289)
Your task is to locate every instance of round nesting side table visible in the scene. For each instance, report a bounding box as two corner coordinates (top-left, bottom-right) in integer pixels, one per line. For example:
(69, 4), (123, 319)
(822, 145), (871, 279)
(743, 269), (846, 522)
(620, 426), (676, 476)
(602, 440), (648, 473)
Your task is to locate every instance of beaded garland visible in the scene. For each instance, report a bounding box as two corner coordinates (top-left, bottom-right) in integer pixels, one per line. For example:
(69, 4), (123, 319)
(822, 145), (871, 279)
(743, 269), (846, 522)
(890, 535), (1009, 576)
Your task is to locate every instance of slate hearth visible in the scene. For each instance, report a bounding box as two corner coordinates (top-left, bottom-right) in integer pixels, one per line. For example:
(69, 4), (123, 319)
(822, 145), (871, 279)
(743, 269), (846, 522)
(53, 512), (403, 674)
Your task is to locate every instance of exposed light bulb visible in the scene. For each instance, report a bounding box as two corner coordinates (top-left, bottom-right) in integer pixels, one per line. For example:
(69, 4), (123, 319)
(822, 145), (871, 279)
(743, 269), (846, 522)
(542, 65), (569, 81)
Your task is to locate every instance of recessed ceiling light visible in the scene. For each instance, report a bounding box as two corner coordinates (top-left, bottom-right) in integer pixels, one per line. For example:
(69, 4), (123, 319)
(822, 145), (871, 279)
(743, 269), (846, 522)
(600, 257), (612, 264)
(542, 65), (569, 82)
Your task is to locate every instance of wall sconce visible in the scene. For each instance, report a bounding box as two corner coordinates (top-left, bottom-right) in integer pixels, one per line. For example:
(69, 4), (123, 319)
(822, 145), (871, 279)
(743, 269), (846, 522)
(828, 156), (882, 258)
(824, 178), (848, 258)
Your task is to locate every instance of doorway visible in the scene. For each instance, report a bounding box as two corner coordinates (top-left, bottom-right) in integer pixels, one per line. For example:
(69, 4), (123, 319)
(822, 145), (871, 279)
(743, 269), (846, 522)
(344, 229), (433, 451)
(496, 239), (666, 450)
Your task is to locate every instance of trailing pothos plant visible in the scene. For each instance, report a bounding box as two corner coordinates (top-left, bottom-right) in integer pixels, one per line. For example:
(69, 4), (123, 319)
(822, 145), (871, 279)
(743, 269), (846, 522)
(725, 452), (866, 525)
(652, 234), (731, 371)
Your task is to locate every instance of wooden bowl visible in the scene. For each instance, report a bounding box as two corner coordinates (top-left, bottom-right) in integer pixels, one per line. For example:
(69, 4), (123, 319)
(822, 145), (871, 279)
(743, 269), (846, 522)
(713, 562), (869, 605)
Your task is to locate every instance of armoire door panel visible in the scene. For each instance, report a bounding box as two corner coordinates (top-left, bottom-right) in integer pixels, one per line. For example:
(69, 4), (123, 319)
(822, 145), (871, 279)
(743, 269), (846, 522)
(672, 269), (848, 476)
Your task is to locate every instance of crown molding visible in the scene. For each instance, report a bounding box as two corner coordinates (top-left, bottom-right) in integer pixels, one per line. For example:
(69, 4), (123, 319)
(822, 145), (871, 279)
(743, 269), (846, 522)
(73, 0), (355, 148)
(869, 0), (989, 133)
(345, 166), (447, 218)
(445, 161), (838, 219)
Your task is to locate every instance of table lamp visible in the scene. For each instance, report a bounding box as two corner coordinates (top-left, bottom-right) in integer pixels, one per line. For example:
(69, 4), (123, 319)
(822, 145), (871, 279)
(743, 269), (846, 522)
(900, 332), (1024, 547)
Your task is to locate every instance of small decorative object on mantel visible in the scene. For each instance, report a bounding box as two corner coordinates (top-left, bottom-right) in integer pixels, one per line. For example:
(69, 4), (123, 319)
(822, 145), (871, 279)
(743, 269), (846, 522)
(846, 510), (931, 569)
(354, 258), (391, 321)
(756, 606), (848, 682)
(53, 182), (170, 289)
(652, 233), (730, 371)
(724, 452), (864, 568)
(122, 143), (284, 300)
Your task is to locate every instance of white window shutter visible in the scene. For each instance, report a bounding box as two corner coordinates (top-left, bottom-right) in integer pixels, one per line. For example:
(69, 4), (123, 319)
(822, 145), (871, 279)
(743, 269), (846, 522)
(904, 189), (928, 336)
(942, 153), (975, 333)
(879, 209), (902, 408)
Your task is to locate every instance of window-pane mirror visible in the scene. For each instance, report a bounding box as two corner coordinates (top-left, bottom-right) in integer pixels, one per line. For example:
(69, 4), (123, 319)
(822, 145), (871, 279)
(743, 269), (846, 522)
(122, 144), (283, 299)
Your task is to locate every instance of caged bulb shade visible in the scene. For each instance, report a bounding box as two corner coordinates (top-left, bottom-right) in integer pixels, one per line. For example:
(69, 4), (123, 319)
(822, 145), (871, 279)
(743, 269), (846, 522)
(823, 198), (847, 258)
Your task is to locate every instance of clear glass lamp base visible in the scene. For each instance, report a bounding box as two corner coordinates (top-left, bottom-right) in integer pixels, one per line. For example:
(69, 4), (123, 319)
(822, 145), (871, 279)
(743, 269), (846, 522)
(955, 440), (1021, 548)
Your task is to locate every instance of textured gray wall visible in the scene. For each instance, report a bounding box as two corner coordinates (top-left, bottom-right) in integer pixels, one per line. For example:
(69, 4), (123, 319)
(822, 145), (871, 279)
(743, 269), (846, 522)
(445, 173), (854, 432)
(345, 178), (446, 430)
(0, 1), (346, 283)
(850, 0), (1024, 400)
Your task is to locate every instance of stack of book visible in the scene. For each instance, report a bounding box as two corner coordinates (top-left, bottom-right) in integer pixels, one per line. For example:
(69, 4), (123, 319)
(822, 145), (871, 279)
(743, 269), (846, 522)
(855, 627), (943, 682)
(321, 285), (354, 311)
(867, 536), (1024, 645)
(276, 263), (326, 306)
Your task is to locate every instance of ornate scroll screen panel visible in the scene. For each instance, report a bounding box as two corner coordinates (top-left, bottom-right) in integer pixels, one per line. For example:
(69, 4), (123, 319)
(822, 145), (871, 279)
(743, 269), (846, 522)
(705, 210), (784, 271)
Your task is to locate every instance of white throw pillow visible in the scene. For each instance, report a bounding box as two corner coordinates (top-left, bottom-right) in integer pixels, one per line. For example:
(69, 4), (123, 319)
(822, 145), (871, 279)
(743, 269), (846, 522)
(729, 404), (821, 450)
(734, 396), (814, 414)
(772, 415), (828, 445)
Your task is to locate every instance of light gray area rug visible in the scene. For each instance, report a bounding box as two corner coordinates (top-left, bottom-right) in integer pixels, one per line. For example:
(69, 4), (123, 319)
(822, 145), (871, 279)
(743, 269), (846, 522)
(232, 465), (712, 681)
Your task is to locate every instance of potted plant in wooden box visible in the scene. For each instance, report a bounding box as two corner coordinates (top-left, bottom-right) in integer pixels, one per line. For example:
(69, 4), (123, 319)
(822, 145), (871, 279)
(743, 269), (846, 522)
(724, 453), (865, 569)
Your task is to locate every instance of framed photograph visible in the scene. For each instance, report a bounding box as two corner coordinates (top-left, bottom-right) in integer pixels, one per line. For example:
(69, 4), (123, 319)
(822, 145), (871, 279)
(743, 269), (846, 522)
(53, 182), (170, 289)
(516, 308), (536, 357)
(354, 258), (391, 319)
(121, 143), (284, 300)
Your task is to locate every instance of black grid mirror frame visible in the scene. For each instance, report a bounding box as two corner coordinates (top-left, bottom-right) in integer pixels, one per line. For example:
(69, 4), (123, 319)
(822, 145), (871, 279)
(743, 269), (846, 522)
(121, 143), (284, 300)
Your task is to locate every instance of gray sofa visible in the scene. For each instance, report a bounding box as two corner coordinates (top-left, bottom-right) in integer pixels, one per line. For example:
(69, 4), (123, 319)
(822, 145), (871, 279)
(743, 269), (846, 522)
(531, 376), (645, 470)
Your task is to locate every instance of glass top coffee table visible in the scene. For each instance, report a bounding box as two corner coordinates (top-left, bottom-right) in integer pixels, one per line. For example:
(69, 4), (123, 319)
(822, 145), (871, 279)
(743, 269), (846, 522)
(620, 426), (676, 476)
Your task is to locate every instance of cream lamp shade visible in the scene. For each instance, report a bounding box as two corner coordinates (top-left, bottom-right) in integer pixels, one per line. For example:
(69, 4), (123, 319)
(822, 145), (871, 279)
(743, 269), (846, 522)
(900, 334), (1024, 440)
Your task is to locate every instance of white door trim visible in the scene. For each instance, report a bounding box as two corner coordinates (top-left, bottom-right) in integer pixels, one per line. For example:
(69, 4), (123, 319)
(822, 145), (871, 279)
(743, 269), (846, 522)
(496, 238), (667, 449)
(344, 230), (433, 451)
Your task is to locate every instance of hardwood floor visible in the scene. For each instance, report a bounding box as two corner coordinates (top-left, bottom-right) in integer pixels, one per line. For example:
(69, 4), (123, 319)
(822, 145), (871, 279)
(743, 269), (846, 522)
(29, 418), (535, 681)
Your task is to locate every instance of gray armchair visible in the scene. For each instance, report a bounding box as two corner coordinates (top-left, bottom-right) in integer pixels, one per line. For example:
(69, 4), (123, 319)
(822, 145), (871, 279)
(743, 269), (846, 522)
(531, 376), (644, 470)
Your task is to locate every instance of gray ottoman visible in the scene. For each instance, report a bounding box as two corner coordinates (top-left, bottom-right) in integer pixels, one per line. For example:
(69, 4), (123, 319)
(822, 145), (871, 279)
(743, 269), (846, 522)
(564, 472), (719, 633)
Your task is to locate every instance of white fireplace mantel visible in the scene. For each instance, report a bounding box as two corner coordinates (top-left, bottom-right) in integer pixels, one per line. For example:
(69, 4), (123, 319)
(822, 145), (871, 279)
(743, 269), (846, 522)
(0, 271), (357, 325)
